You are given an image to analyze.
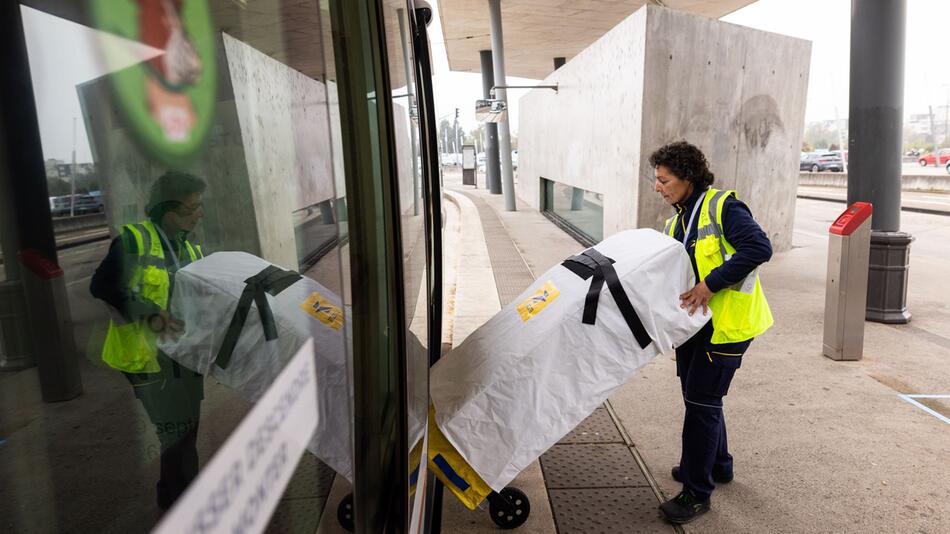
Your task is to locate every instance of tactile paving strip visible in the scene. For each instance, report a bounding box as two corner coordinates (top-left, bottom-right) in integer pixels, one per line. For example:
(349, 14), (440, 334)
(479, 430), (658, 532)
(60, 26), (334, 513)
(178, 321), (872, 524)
(459, 191), (537, 305)
(265, 496), (327, 534)
(547, 488), (672, 534)
(278, 455), (336, 500)
(540, 444), (649, 489)
(459, 188), (672, 533)
(560, 408), (625, 444)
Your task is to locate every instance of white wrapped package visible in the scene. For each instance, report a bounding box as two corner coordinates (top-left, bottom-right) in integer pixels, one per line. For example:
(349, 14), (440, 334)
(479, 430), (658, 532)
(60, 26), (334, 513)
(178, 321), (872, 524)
(157, 251), (352, 481)
(430, 229), (708, 491)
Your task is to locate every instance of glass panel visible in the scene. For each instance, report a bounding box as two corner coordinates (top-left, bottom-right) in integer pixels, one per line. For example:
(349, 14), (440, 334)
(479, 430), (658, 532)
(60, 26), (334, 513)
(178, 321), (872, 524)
(379, 2), (430, 526)
(541, 178), (604, 242)
(1, 2), (353, 532)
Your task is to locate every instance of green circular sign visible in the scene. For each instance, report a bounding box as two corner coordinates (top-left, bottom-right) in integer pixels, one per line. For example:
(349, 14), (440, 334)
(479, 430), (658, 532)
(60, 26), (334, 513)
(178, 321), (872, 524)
(91, 0), (216, 167)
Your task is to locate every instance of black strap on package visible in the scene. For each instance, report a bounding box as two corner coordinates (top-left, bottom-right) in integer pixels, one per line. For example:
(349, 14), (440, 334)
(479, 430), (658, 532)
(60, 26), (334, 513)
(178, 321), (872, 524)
(214, 265), (303, 369)
(561, 248), (653, 349)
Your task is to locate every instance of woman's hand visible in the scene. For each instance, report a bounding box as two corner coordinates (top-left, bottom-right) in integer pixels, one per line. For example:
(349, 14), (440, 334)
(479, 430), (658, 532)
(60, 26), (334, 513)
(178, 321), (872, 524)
(148, 310), (185, 342)
(680, 281), (713, 316)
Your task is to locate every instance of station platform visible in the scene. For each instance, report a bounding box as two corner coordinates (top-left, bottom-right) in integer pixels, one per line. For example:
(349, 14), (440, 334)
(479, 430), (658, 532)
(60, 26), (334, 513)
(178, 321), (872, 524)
(440, 170), (950, 533)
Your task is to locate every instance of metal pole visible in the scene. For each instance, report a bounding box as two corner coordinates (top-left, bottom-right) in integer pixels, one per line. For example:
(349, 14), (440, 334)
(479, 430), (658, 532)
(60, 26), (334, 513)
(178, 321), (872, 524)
(944, 86), (948, 146)
(70, 117), (76, 217)
(848, 0), (911, 323)
(454, 108), (462, 166)
(489, 0), (516, 211)
(831, 74), (847, 173)
(397, 9), (420, 216)
(0, 2), (82, 398)
(929, 105), (937, 155)
(480, 50), (501, 194)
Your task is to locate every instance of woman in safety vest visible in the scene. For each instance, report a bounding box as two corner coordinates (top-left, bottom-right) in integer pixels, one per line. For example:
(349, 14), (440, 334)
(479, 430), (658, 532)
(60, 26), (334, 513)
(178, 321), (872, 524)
(651, 141), (774, 524)
(90, 171), (206, 510)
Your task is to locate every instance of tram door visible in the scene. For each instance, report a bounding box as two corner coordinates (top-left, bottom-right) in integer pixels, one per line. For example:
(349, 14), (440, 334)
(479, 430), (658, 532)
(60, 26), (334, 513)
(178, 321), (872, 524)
(0, 0), (440, 533)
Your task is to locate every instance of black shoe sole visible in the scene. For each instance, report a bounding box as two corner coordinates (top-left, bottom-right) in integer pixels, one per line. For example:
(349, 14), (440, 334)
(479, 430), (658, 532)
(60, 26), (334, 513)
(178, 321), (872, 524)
(671, 466), (733, 484)
(661, 507), (710, 525)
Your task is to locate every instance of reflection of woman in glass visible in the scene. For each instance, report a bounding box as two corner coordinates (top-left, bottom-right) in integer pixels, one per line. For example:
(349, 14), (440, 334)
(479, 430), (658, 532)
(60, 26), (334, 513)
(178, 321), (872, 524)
(138, 0), (203, 142)
(90, 172), (207, 510)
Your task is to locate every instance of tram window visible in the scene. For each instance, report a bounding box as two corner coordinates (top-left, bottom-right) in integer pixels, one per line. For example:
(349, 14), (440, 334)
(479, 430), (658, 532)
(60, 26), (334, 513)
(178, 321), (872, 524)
(2, 2), (353, 533)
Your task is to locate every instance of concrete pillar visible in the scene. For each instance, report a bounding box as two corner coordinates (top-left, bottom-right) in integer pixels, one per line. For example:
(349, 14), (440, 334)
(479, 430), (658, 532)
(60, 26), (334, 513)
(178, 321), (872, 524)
(848, 0), (912, 323)
(570, 187), (585, 211)
(554, 57), (566, 70)
(480, 50), (502, 194)
(488, 0), (516, 211)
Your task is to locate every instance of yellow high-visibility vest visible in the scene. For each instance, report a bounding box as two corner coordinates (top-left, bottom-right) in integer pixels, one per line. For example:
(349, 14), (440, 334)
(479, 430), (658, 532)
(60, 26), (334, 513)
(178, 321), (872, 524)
(100, 220), (202, 373)
(664, 188), (773, 344)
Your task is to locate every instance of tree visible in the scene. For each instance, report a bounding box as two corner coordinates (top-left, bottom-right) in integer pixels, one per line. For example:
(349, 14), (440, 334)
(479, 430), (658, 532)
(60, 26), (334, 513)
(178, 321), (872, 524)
(438, 119), (462, 155)
(47, 178), (70, 196)
(804, 121), (835, 150)
(801, 141), (814, 153)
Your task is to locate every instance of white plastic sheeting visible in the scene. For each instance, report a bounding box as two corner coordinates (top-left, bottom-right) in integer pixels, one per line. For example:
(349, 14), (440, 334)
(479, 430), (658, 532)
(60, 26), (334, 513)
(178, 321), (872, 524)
(158, 252), (353, 482)
(430, 229), (708, 491)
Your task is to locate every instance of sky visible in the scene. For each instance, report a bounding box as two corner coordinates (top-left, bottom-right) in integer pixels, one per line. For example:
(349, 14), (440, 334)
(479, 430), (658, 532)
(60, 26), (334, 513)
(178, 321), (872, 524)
(22, 0), (950, 162)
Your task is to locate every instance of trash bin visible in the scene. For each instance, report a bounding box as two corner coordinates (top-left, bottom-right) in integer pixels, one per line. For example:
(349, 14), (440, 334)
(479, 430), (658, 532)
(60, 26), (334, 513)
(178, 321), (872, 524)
(823, 202), (873, 361)
(0, 279), (34, 371)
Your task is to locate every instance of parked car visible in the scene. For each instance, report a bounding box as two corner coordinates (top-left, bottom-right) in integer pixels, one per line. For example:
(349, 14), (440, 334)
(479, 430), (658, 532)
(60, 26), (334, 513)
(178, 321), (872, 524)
(48, 193), (104, 217)
(945, 160), (950, 175)
(800, 152), (843, 172)
(918, 149), (950, 166)
(75, 193), (104, 213)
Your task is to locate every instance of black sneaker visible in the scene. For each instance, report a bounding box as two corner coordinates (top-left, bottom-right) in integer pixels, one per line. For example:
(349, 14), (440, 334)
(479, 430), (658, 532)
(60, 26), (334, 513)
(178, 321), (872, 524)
(659, 489), (710, 524)
(671, 465), (734, 484)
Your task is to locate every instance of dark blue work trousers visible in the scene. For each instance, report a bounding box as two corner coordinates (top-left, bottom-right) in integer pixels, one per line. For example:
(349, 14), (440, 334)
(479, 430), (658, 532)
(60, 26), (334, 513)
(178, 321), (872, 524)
(675, 321), (752, 502)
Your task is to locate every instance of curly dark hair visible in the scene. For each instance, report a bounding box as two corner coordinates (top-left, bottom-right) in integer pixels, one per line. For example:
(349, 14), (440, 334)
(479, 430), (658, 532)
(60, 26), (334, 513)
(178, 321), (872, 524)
(648, 141), (715, 189)
(147, 171), (207, 220)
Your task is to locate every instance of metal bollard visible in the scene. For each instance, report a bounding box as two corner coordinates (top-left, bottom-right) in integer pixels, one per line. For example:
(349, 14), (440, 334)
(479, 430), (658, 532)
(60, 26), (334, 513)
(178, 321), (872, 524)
(17, 249), (83, 401)
(822, 202), (873, 361)
(0, 279), (33, 370)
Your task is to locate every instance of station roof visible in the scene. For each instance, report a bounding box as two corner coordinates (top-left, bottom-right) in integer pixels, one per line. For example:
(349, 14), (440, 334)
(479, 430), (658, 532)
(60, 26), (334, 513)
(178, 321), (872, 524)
(438, 0), (758, 79)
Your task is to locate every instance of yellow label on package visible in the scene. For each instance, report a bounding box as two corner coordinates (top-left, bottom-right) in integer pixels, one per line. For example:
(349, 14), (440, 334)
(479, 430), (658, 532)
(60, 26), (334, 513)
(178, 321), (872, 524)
(300, 292), (344, 331)
(516, 281), (560, 321)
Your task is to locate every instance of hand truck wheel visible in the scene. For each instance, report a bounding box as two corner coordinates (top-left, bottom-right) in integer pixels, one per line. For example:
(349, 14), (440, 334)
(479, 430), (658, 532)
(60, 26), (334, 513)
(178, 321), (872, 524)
(337, 492), (355, 532)
(487, 487), (530, 529)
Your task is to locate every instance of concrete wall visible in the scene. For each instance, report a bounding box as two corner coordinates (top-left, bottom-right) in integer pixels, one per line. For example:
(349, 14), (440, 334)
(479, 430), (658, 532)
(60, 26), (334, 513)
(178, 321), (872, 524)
(518, 5), (811, 252)
(517, 9), (647, 235)
(224, 33), (337, 270)
(78, 39), (263, 259)
(80, 33), (340, 270)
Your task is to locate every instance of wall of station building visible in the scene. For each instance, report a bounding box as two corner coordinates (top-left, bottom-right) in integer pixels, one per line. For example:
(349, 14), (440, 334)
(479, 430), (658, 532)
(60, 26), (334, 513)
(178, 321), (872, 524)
(80, 32), (345, 270)
(517, 5), (811, 252)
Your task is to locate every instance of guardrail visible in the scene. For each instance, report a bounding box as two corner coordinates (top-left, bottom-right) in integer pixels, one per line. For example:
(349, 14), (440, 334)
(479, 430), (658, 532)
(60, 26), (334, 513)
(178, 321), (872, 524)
(799, 172), (950, 193)
(51, 213), (107, 233)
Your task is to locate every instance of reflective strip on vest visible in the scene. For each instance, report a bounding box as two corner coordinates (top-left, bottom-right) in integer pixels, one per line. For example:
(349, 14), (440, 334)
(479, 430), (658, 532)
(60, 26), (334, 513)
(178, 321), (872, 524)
(693, 188), (773, 344)
(101, 220), (200, 374)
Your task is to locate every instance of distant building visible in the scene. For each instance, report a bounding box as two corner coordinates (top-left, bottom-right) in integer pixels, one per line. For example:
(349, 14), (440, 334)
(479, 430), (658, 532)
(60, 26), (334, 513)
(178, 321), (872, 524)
(906, 106), (950, 140)
(54, 162), (95, 178)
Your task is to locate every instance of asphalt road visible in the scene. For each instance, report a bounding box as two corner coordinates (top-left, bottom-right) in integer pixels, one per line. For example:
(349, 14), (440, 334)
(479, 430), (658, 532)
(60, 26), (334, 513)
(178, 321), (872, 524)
(798, 185), (950, 214)
(901, 161), (949, 175)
